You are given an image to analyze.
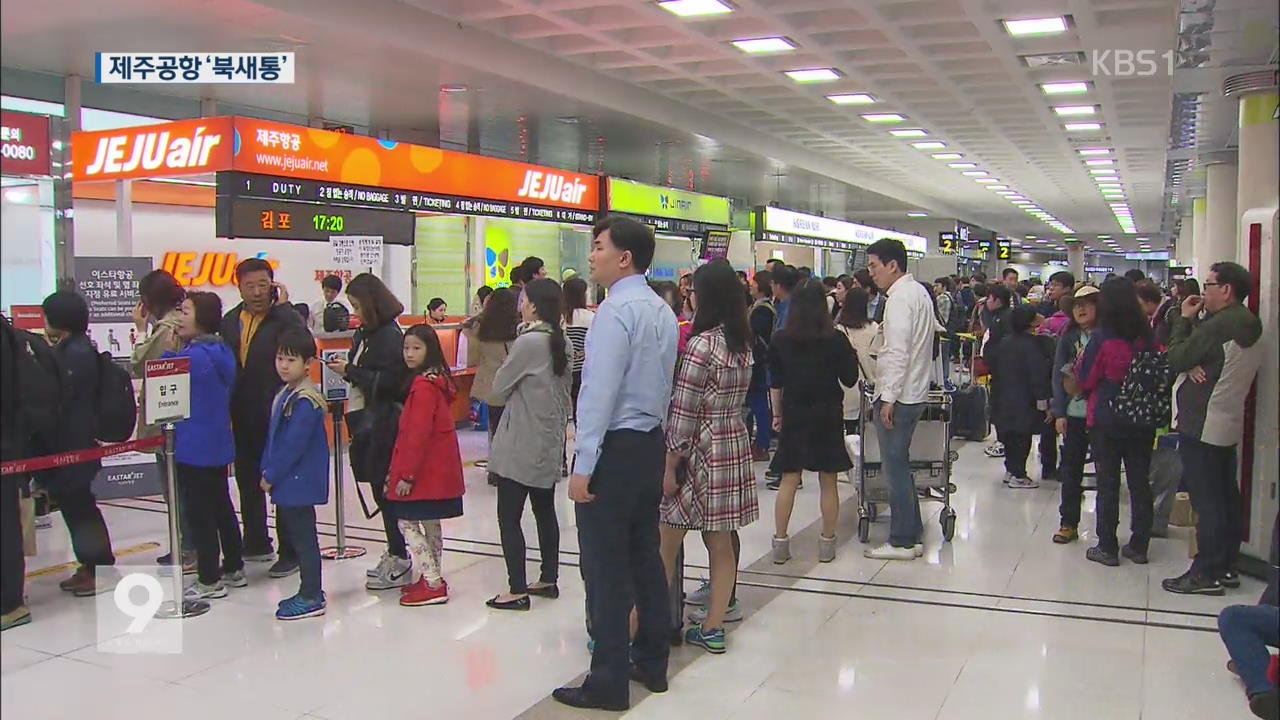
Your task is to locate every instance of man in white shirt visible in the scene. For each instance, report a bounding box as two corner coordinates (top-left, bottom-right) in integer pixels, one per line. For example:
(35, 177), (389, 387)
(864, 238), (936, 561)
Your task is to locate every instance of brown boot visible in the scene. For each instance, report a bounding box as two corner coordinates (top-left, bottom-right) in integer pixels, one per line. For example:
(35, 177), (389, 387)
(1052, 526), (1078, 544)
(59, 566), (92, 592)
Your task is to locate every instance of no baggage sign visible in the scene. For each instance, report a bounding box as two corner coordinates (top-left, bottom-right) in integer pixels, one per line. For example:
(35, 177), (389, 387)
(144, 357), (191, 424)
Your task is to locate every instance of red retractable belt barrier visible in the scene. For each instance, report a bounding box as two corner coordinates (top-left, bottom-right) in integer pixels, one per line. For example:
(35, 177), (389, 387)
(1, 436), (164, 476)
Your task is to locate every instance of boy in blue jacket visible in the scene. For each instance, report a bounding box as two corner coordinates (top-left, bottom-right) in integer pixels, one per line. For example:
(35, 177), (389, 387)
(261, 328), (330, 620)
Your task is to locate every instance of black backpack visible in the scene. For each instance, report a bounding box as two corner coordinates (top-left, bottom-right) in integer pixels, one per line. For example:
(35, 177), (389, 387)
(3, 323), (71, 453)
(323, 302), (351, 333)
(94, 351), (137, 442)
(946, 291), (968, 333)
(1109, 349), (1172, 428)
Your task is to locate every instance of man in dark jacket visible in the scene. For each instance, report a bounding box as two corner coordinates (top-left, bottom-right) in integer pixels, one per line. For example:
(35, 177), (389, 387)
(41, 292), (117, 596)
(1, 317), (30, 628)
(221, 258), (305, 577)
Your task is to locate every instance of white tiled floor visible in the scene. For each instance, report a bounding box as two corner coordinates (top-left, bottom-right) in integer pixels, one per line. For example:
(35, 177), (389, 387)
(2, 431), (1263, 719)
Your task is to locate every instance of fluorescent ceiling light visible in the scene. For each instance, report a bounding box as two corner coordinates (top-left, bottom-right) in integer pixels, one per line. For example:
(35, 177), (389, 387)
(827, 93), (875, 105)
(1089, 168), (1116, 175)
(1003, 16), (1068, 36)
(906, 212), (928, 217)
(1041, 82), (1089, 94)
(912, 141), (946, 149)
(1096, 182), (1122, 188)
(731, 37), (796, 53)
(974, 178), (998, 183)
(1054, 105), (1097, 116)
(931, 153), (962, 160)
(1093, 176), (1120, 182)
(1084, 159), (1114, 166)
(961, 170), (988, 176)
(889, 128), (928, 137)
(1007, 195), (1026, 200)
(862, 113), (905, 123)
(1079, 148), (1111, 156)
(658, 0), (734, 17)
(1097, 235), (1111, 239)
(948, 162), (978, 168)
(784, 68), (841, 82)
(988, 185), (1010, 190)
(1065, 122), (1103, 131)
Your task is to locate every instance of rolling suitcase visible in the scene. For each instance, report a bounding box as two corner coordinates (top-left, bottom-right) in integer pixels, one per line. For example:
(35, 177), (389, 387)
(951, 336), (991, 441)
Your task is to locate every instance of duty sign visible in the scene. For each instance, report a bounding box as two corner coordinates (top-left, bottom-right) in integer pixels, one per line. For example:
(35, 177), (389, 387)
(144, 357), (191, 424)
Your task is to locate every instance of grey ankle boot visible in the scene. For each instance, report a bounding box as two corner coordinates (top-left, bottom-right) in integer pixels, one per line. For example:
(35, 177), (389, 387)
(771, 536), (791, 564)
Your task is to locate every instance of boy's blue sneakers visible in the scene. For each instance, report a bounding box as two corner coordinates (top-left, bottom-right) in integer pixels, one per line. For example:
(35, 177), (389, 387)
(684, 624), (726, 654)
(276, 593), (326, 621)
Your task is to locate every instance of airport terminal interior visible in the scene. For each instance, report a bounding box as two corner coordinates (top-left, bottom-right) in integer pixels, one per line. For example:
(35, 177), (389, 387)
(0, 0), (1278, 718)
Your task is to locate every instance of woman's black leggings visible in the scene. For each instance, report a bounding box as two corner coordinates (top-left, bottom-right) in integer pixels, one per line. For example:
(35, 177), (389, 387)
(494, 475), (559, 594)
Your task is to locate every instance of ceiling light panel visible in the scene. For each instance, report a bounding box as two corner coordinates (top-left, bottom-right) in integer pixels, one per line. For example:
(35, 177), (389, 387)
(889, 128), (929, 137)
(1003, 16), (1069, 36)
(827, 93), (876, 105)
(658, 0), (734, 17)
(1041, 82), (1089, 94)
(784, 68), (841, 82)
(1053, 105), (1097, 116)
(861, 113), (905, 123)
(731, 37), (796, 53)
(912, 141), (946, 149)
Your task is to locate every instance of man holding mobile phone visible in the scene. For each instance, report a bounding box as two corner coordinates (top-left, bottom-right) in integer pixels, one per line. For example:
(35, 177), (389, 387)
(220, 258), (306, 577)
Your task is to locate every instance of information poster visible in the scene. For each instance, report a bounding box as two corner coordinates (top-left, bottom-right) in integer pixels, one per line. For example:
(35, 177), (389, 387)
(74, 256), (152, 358)
(329, 235), (383, 269)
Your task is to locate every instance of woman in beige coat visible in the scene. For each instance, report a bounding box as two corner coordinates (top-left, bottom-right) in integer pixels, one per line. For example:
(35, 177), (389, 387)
(465, 287), (520, 473)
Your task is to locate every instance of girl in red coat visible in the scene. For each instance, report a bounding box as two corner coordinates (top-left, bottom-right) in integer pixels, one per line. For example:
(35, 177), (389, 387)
(387, 324), (466, 607)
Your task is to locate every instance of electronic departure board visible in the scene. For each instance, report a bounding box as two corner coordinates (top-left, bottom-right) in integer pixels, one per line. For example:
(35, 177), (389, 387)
(215, 197), (415, 243)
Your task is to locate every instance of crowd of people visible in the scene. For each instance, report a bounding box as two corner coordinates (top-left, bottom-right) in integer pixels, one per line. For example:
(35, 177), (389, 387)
(0, 220), (1275, 715)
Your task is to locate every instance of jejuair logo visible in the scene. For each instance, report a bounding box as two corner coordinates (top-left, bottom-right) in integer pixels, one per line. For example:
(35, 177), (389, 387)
(84, 125), (222, 175)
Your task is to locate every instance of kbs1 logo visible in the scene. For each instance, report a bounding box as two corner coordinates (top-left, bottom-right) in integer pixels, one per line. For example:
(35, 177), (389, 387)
(1091, 50), (1175, 77)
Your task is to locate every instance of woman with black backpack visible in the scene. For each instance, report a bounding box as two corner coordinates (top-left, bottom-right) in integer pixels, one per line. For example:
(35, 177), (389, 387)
(1076, 277), (1160, 568)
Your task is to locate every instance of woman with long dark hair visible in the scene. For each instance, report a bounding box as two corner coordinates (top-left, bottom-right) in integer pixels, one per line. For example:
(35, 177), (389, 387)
(769, 279), (857, 565)
(835, 287), (881, 433)
(1076, 277), (1157, 567)
(485, 279), (572, 611)
(561, 276), (594, 422)
(468, 287), (520, 475)
(323, 273), (411, 590)
(660, 260), (757, 653)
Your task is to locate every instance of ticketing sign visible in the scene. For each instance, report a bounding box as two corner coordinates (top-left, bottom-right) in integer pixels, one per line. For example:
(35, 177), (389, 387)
(215, 197), (415, 243)
(756, 207), (927, 255)
(218, 171), (597, 225)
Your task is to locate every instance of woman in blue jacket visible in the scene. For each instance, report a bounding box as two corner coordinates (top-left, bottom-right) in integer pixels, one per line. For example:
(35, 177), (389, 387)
(164, 292), (243, 600)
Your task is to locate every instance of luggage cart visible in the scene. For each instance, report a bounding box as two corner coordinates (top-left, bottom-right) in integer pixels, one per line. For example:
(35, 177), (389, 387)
(854, 387), (958, 544)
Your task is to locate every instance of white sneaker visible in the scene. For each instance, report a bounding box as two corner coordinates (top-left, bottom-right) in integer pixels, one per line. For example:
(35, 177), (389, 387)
(863, 543), (917, 561)
(366, 555), (413, 590)
(185, 580), (228, 600)
(223, 570), (248, 588)
(819, 535), (837, 563)
(688, 599), (744, 624)
(367, 551), (393, 579)
(1007, 476), (1040, 489)
(913, 543), (925, 557)
(1003, 472), (1016, 485)
(985, 442), (1006, 458)
(684, 579), (712, 606)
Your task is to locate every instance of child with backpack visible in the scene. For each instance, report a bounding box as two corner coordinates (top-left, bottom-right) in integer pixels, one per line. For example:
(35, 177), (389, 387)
(991, 305), (1052, 489)
(386, 324), (465, 607)
(1076, 278), (1162, 567)
(261, 328), (329, 620)
(39, 292), (119, 597)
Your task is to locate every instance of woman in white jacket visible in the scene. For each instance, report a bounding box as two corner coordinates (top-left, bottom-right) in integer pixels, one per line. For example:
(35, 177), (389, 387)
(835, 287), (882, 431)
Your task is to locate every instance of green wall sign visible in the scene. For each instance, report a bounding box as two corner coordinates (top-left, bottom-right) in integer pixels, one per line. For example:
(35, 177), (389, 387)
(606, 178), (731, 227)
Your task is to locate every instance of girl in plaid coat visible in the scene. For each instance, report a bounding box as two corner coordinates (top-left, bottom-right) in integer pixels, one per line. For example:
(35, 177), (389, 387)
(659, 260), (758, 655)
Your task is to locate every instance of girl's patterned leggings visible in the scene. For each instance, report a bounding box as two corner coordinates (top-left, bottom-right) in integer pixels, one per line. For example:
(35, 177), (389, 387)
(398, 519), (444, 588)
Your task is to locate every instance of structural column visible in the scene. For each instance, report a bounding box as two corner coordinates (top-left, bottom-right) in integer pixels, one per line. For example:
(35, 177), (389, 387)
(1200, 150), (1239, 270)
(1190, 195), (1208, 276)
(1175, 210), (1193, 266)
(1229, 74), (1279, 260)
(53, 74), (81, 288)
(1067, 243), (1085, 281)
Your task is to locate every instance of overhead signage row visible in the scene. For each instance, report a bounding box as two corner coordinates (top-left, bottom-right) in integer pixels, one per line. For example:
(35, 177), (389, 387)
(215, 197), (415, 244)
(217, 172), (596, 225)
(756, 206), (927, 255)
(72, 116), (600, 220)
(606, 178), (731, 238)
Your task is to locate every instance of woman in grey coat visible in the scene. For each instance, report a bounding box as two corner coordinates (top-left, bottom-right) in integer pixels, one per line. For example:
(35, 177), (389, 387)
(486, 278), (572, 611)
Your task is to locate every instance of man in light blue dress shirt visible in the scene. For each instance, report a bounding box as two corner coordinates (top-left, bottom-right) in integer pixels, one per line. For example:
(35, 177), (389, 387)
(553, 216), (678, 711)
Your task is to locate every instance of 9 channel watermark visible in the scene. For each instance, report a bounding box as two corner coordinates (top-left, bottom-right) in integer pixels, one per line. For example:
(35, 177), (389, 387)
(95, 565), (186, 654)
(1092, 50), (1175, 77)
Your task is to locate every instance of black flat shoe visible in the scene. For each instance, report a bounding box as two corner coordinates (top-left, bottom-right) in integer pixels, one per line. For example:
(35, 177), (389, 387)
(552, 685), (628, 711)
(630, 666), (668, 694)
(485, 595), (530, 611)
(527, 584), (559, 599)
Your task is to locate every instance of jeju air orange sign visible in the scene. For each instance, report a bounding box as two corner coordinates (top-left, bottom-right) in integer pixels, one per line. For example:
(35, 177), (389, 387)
(73, 117), (599, 218)
(161, 251), (279, 287)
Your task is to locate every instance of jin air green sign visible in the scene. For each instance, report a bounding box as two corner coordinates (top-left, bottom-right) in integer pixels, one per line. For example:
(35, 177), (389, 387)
(606, 178), (731, 236)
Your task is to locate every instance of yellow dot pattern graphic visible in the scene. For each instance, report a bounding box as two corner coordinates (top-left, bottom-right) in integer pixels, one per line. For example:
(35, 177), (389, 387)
(341, 148), (381, 185)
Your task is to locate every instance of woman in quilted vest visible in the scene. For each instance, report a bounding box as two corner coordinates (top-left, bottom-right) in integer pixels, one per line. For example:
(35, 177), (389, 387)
(1076, 277), (1157, 568)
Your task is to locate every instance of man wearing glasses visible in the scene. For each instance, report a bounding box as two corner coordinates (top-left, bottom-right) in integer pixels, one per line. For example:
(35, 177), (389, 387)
(1162, 261), (1263, 596)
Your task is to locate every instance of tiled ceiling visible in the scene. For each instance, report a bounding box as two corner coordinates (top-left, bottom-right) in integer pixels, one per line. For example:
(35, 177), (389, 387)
(2, 0), (1273, 254)
(425, 0), (1190, 248)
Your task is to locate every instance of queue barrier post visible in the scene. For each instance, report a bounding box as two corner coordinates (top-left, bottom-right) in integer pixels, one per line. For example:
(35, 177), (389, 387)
(154, 422), (211, 619)
(321, 402), (366, 560)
